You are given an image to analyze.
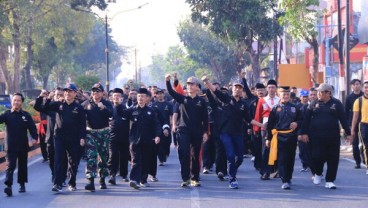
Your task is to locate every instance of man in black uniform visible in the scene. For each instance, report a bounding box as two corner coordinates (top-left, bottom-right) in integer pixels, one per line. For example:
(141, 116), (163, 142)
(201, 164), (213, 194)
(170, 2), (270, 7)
(116, 88), (161, 189)
(202, 76), (264, 189)
(82, 83), (113, 191)
(266, 86), (301, 189)
(34, 88), (68, 185)
(35, 84), (86, 192)
(152, 89), (173, 167)
(166, 75), (208, 187)
(345, 79), (364, 168)
(38, 90), (49, 162)
(108, 88), (130, 185)
(300, 83), (352, 189)
(2, 93), (38, 197)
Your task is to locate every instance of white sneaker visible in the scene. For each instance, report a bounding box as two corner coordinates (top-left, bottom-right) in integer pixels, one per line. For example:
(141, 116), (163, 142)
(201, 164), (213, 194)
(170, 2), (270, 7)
(366, 170), (368, 175)
(251, 157), (255, 162)
(325, 182), (336, 189)
(313, 175), (322, 185)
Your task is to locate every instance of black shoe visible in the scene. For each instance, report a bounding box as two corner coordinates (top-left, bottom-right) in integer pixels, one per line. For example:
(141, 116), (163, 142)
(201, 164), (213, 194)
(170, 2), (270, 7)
(19, 184), (26, 193)
(85, 178), (95, 192)
(261, 173), (270, 180)
(355, 164), (361, 169)
(52, 185), (62, 192)
(108, 176), (116, 185)
(4, 186), (12, 197)
(99, 178), (107, 189)
(122, 177), (129, 182)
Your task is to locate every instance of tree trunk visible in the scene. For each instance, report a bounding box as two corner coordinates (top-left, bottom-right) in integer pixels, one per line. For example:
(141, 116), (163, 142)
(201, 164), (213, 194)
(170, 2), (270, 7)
(11, 9), (21, 93)
(24, 24), (34, 90)
(311, 38), (319, 85)
(43, 74), (49, 89)
(0, 45), (13, 93)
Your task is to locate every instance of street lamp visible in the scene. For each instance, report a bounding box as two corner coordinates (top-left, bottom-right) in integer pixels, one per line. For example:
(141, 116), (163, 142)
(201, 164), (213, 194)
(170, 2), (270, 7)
(104, 2), (149, 91)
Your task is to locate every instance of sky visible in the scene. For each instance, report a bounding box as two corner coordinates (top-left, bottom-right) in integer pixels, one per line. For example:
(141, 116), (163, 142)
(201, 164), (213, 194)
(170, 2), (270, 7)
(94, 0), (191, 85)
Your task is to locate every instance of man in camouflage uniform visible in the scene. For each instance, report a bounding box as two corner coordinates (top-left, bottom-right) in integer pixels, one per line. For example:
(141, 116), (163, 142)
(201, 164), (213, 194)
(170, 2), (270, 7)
(82, 83), (113, 191)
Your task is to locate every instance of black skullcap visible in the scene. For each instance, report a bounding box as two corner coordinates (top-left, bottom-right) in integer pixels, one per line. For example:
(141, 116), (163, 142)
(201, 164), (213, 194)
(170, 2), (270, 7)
(255, 83), (265, 89)
(137, 88), (149, 95)
(112, 88), (124, 95)
(267, 79), (277, 87)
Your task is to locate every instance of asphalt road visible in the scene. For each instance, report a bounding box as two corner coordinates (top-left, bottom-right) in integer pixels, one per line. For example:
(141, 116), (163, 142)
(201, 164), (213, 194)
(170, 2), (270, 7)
(1, 147), (367, 208)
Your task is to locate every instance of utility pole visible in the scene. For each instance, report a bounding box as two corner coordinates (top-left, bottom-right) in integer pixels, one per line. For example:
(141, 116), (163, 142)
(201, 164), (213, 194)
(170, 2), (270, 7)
(105, 14), (110, 92)
(337, 0), (346, 100)
(345, 0), (351, 95)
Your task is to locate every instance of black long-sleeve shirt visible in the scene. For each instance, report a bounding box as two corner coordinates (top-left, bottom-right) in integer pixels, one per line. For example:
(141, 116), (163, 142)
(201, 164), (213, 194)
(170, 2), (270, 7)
(266, 102), (301, 141)
(117, 105), (161, 145)
(34, 102), (56, 144)
(152, 101), (173, 128)
(300, 97), (351, 139)
(345, 92), (363, 127)
(109, 104), (130, 142)
(166, 80), (208, 135)
(213, 89), (251, 135)
(35, 97), (86, 141)
(0, 109), (38, 152)
(206, 89), (223, 138)
(82, 99), (113, 129)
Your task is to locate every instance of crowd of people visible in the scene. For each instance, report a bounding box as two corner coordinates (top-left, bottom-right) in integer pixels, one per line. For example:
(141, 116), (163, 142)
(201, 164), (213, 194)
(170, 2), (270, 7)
(1, 72), (368, 197)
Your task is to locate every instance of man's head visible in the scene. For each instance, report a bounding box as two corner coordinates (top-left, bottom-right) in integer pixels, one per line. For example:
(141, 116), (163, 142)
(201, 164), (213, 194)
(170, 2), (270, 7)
(156, 89), (165, 101)
(111, 88), (124, 105)
(137, 88), (148, 107)
(278, 86), (290, 103)
(255, 83), (266, 97)
(129, 89), (137, 101)
(11, 92), (24, 111)
(63, 83), (78, 102)
(123, 84), (130, 95)
(232, 81), (244, 98)
(350, 79), (361, 93)
(299, 89), (309, 104)
(309, 87), (317, 102)
(150, 85), (158, 97)
(363, 81), (368, 97)
(186, 76), (200, 96)
(267, 79), (278, 97)
(91, 83), (104, 101)
(54, 87), (64, 102)
(316, 83), (333, 102)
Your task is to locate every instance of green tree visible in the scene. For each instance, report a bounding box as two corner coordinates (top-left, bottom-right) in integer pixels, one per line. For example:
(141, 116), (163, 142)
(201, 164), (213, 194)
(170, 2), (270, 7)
(278, 0), (320, 84)
(178, 20), (249, 83)
(186, 0), (282, 83)
(75, 74), (100, 91)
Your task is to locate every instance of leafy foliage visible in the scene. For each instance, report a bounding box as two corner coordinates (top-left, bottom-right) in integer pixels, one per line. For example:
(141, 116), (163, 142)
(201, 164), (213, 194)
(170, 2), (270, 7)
(75, 74), (100, 91)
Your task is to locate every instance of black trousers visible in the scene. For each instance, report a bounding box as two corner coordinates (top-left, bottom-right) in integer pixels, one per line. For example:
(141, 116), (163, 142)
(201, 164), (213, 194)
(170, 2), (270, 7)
(108, 139), (129, 178)
(47, 142), (68, 183)
(39, 125), (48, 161)
(54, 138), (80, 187)
(4, 151), (28, 186)
(202, 131), (216, 170)
(214, 135), (227, 175)
(298, 140), (312, 169)
(277, 139), (297, 183)
(129, 142), (157, 183)
(311, 137), (340, 182)
(252, 132), (263, 170)
(158, 134), (171, 163)
(177, 128), (202, 182)
(352, 128), (363, 166)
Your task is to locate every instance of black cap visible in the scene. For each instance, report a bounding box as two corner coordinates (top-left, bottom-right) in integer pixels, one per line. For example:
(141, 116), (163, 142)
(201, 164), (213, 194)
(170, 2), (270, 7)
(156, 88), (164, 94)
(137, 87), (149, 95)
(91, 83), (104, 92)
(255, 83), (265, 89)
(278, 86), (290, 92)
(64, 83), (78, 92)
(267, 79), (277, 87)
(112, 88), (124, 95)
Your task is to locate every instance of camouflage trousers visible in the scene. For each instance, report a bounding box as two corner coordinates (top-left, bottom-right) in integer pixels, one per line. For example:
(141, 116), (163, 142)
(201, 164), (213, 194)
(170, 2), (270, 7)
(85, 128), (110, 179)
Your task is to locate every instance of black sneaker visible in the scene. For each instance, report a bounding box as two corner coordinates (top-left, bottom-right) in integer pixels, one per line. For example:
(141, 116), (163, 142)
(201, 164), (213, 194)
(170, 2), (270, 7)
(129, 181), (141, 189)
(217, 172), (225, 181)
(108, 176), (116, 185)
(260, 173), (270, 180)
(68, 185), (77, 191)
(18, 184), (26, 193)
(355, 164), (361, 169)
(85, 178), (95, 192)
(52, 185), (62, 192)
(4, 186), (12, 197)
